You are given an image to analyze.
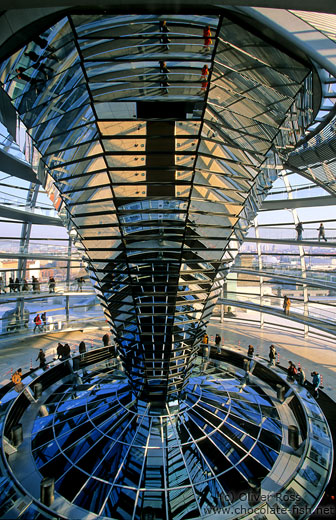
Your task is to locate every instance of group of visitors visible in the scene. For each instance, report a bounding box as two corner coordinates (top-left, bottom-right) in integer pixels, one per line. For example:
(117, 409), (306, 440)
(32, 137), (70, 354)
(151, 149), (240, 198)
(9, 330), (116, 389)
(57, 342), (71, 361)
(0, 275), (58, 294)
(287, 361), (320, 397)
(14, 36), (59, 92)
(158, 20), (211, 50)
(201, 332), (323, 401)
(156, 21), (212, 95)
(295, 222), (327, 242)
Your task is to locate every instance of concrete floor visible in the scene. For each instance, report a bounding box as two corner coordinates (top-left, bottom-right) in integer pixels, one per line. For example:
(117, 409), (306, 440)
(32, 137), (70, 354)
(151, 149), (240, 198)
(1, 318), (335, 402)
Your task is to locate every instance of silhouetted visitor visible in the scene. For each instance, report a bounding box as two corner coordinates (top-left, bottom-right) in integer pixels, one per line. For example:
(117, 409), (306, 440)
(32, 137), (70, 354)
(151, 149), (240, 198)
(79, 341), (86, 354)
(295, 222), (303, 241)
(32, 276), (39, 292)
(247, 344), (254, 358)
(76, 277), (84, 292)
(102, 333), (110, 347)
(49, 276), (56, 293)
(215, 333), (221, 353)
(269, 345), (277, 366)
(9, 277), (15, 292)
(24, 50), (40, 62)
(283, 295), (291, 315)
(33, 36), (56, 53)
(57, 342), (64, 359)
(62, 343), (71, 360)
(36, 349), (46, 369)
(318, 223), (327, 242)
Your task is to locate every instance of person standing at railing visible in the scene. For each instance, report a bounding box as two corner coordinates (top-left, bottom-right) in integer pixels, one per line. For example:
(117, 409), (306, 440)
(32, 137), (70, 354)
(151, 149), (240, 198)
(49, 276), (56, 293)
(62, 343), (71, 360)
(247, 344), (254, 358)
(215, 333), (221, 353)
(297, 367), (306, 386)
(283, 295), (291, 315)
(9, 277), (15, 292)
(102, 333), (110, 347)
(269, 345), (277, 366)
(22, 279), (29, 291)
(295, 222), (303, 241)
(57, 342), (64, 359)
(318, 223), (327, 242)
(32, 276), (39, 292)
(14, 277), (21, 292)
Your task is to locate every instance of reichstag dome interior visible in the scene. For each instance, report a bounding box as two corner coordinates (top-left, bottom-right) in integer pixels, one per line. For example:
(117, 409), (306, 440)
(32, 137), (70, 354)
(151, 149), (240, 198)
(0, 1), (336, 519)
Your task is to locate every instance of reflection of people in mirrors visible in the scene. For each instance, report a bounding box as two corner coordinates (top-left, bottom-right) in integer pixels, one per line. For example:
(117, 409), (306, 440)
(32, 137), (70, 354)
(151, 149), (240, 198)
(15, 67), (44, 94)
(203, 25), (212, 52)
(198, 79), (208, 95)
(160, 78), (169, 95)
(159, 61), (170, 74)
(159, 20), (170, 50)
(200, 64), (209, 81)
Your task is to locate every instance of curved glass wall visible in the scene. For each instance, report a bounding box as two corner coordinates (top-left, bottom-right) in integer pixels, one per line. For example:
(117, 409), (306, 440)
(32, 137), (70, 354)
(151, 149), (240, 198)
(0, 121), (104, 336)
(221, 116), (336, 339)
